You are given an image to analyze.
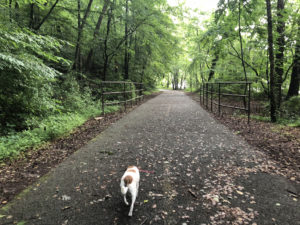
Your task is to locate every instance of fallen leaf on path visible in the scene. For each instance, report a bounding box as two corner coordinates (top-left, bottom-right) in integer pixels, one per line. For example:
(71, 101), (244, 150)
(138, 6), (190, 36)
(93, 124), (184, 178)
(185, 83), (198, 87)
(188, 189), (197, 198)
(149, 191), (163, 197)
(236, 190), (244, 195)
(105, 194), (112, 199)
(161, 211), (168, 215)
(182, 215), (190, 219)
(61, 195), (71, 201)
(62, 206), (71, 211)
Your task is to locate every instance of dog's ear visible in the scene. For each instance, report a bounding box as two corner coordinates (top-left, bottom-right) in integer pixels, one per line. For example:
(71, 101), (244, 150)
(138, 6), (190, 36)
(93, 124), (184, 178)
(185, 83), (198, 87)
(124, 175), (133, 186)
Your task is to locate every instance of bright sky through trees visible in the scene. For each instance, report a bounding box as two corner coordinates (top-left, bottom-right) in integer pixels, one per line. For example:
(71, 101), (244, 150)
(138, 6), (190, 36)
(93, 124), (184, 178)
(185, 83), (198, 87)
(167, 0), (219, 12)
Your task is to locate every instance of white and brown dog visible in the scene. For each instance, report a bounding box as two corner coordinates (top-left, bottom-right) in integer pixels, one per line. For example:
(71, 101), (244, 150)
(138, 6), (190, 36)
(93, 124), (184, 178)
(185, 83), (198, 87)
(120, 166), (140, 216)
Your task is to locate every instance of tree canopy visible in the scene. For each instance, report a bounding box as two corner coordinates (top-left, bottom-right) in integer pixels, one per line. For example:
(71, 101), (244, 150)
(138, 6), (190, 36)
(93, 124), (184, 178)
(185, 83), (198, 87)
(0, 0), (299, 135)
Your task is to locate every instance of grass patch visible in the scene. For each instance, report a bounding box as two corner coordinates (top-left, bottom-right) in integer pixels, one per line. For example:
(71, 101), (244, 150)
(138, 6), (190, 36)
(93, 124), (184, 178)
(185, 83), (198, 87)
(244, 114), (300, 127)
(276, 118), (300, 127)
(143, 88), (161, 96)
(184, 88), (199, 92)
(250, 115), (271, 122)
(156, 85), (173, 90)
(0, 104), (119, 161)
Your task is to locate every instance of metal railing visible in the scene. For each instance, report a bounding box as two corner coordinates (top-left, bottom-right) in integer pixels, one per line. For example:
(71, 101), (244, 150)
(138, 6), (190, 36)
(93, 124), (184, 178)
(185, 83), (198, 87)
(200, 82), (252, 123)
(100, 81), (143, 115)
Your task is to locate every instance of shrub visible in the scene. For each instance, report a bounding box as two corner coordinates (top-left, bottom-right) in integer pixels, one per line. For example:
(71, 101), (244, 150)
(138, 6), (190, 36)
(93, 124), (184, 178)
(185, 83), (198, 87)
(281, 96), (300, 116)
(0, 104), (120, 161)
(0, 25), (71, 134)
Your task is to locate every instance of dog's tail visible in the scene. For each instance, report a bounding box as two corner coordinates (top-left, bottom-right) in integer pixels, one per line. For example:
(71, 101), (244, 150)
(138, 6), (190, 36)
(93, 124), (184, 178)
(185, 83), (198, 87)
(121, 186), (128, 195)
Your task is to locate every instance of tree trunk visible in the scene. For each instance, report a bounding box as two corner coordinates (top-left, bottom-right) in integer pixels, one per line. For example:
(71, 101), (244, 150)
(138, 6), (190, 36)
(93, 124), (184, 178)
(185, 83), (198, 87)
(73, 0), (81, 71)
(85, 0), (110, 72)
(33, 0), (59, 31)
(266, 0), (277, 122)
(29, 3), (34, 28)
(238, 0), (248, 83)
(173, 70), (179, 90)
(274, 0), (285, 108)
(238, 0), (248, 108)
(166, 74), (170, 88)
(286, 18), (300, 99)
(9, 0), (12, 22)
(124, 0), (129, 80)
(102, 4), (113, 81)
(15, 1), (19, 21)
(265, 50), (270, 98)
(208, 53), (219, 81)
(73, 0), (94, 71)
(141, 64), (145, 83)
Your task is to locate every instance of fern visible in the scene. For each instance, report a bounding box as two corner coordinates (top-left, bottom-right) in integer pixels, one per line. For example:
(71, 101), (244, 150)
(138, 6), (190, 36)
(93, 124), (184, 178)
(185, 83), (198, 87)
(0, 27), (71, 67)
(0, 53), (59, 78)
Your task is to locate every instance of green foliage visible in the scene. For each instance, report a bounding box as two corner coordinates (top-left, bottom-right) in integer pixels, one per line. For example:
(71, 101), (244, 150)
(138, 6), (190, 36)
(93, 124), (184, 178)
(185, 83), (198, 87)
(0, 104), (119, 161)
(0, 0), (178, 161)
(280, 96), (300, 119)
(55, 73), (96, 113)
(249, 97), (300, 127)
(2, 0), (299, 161)
(143, 88), (159, 96)
(250, 115), (271, 122)
(0, 25), (71, 133)
(281, 96), (300, 114)
(182, 0), (299, 123)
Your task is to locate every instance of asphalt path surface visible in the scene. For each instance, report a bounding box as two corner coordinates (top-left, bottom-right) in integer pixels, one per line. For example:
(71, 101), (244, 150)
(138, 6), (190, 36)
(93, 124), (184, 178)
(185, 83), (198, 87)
(1, 90), (299, 225)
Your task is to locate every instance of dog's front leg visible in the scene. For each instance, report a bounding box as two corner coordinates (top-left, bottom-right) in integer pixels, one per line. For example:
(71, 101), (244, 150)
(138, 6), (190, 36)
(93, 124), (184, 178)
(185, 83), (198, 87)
(123, 194), (129, 205)
(128, 193), (136, 216)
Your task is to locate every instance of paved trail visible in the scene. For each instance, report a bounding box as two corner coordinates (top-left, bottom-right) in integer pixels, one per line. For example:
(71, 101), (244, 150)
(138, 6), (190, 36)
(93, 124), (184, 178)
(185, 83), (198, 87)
(1, 90), (299, 225)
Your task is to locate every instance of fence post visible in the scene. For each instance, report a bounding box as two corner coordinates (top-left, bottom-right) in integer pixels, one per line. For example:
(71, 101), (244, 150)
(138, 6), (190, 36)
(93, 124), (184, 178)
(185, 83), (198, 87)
(204, 83), (206, 107)
(141, 83), (143, 101)
(139, 83), (142, 102)
(138, 84), (141, 102)
(206, 83), (208, 108)
(218, 83), (221, 116)
(130, 83), (133, 108)
(203, 83), (205, 105)
(199, 84), (201, 104)
(137, 83), (140, 103)
(101, 82), (104, 115)
(211, 83), (213, 112)
(135, 83), (137, 105)
(123, 82), (126, 111)
(248, 83), (251, 124)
